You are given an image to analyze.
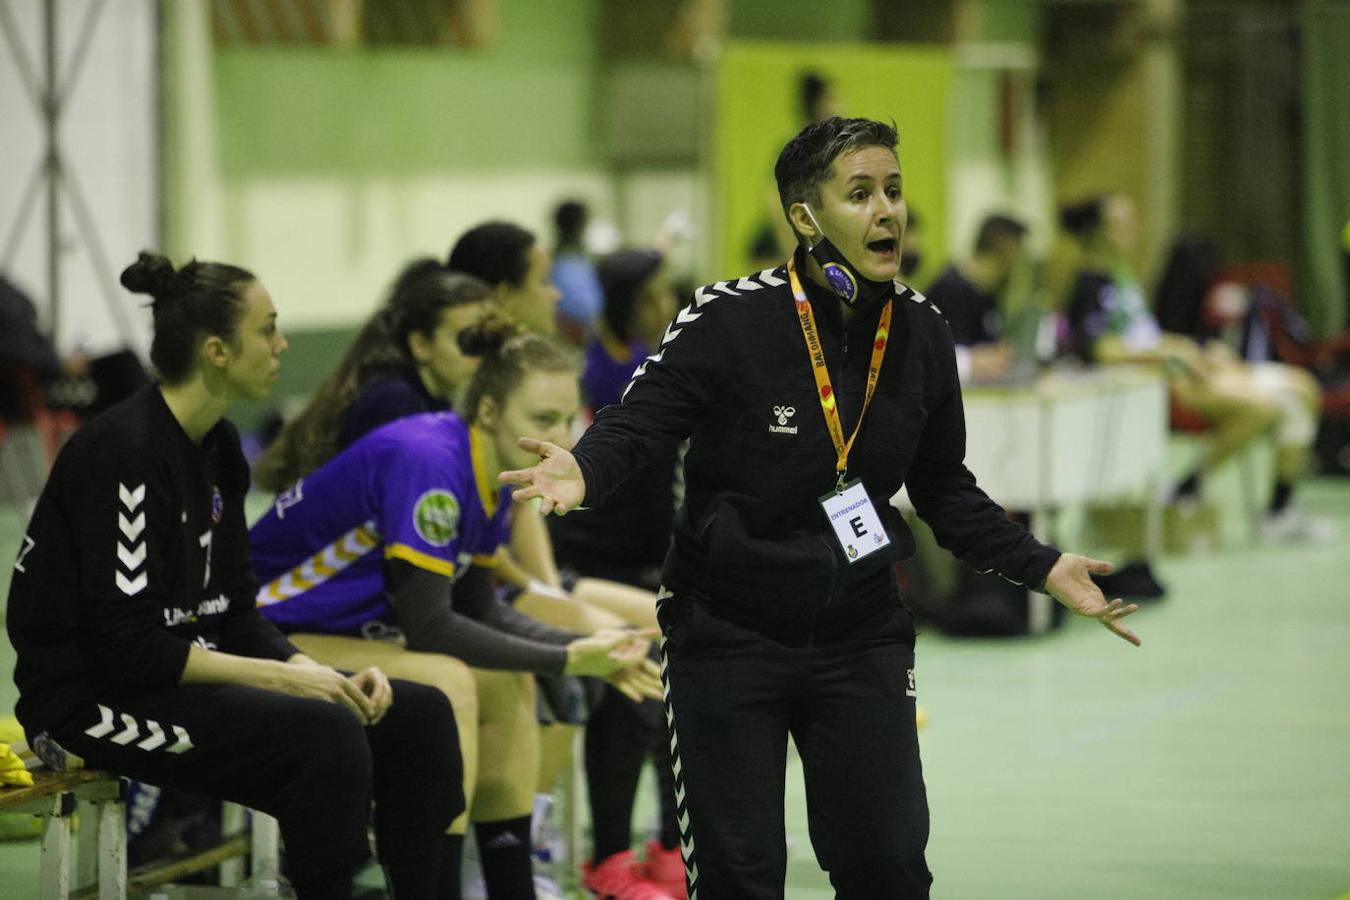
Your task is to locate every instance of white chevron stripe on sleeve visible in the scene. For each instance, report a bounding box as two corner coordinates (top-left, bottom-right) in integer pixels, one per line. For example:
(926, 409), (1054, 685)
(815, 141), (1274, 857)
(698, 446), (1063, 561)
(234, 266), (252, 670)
(118, 512), (146, 541)
(621, 350), (665, 402)
(675, 305), (702, 325)
(117, 541), (146, 570)
(757, 267), (786, 286)
(167, 725), (193, 754)
(84, 704), (116, 738)
(117, 571), (148, 595)
(110, 713), (140, 745)
(136, 720), (167, 751)
(734, 276), (763, 291)
(118, 483), (145, 510)
(693, 286), (718, 307)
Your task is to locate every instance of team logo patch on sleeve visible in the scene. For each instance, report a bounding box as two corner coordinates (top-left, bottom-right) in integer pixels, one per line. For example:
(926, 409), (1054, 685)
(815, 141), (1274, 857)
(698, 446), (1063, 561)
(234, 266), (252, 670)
(413, 490), (461, 546)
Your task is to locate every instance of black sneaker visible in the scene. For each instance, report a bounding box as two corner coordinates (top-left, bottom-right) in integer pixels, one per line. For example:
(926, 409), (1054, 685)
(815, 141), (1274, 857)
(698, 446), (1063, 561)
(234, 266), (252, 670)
(1091, 560), (1167, 600)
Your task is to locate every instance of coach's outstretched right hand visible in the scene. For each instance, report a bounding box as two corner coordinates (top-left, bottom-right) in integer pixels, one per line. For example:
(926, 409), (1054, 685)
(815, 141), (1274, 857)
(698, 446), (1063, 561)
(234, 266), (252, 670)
(500, 437), (586, 515)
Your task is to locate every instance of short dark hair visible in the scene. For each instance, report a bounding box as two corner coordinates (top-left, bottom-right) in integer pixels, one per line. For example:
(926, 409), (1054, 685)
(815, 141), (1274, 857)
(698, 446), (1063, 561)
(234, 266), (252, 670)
(974, 214), (1028, 254)
(1059, 197), (1106, 242)
(598, 248), (663, 341)
(553, 200), (588, 249)
(119, 251), (255, 384)
(448, 222), (537, 289)
(774, 117), (898, 217)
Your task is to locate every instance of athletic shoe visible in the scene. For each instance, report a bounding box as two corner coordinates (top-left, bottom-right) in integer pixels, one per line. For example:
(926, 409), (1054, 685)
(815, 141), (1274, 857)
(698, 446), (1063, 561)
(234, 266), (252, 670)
(1091, 560), (1167, 600)
(533, 872), (565, 900)
(1260, 507), (1338, 545)
(582, 849), (678, 899)
(639, 840), (687, 898)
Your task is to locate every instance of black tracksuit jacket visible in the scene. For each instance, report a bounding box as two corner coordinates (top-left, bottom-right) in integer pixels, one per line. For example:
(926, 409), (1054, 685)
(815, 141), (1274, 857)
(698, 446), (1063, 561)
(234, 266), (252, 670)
(7, 386), (298, 732)
(573, 253), (1061, 643)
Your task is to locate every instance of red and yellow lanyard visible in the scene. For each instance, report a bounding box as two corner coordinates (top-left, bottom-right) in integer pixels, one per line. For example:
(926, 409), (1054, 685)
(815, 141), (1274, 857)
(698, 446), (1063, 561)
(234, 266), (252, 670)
(786, 255), (893, 492)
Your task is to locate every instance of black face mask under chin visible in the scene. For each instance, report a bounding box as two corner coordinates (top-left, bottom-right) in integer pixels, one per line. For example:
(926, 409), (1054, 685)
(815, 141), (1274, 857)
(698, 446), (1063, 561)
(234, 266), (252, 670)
(801, 209), (895, 307)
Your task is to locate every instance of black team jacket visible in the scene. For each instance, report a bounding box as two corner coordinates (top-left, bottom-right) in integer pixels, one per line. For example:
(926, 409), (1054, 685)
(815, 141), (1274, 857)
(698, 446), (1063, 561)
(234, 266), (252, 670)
(572, 251), (1061, 645)
(7, 386), (298, 733)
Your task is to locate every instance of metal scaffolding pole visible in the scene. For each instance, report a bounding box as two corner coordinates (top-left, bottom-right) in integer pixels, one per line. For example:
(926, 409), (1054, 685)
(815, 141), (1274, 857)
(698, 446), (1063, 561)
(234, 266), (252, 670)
(0, 0), (137, 347)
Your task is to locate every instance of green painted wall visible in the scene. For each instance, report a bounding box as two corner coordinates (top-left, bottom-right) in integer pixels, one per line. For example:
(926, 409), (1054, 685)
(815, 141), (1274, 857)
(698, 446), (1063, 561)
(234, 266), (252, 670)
(214, 0), (599, 175)
(972, 0), (1042, 42)
(729, 0), (872, 42)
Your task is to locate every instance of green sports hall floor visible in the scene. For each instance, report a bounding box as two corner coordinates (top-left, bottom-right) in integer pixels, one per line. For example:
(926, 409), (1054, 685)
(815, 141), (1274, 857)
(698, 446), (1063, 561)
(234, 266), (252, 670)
(2, 480), (1349, 899)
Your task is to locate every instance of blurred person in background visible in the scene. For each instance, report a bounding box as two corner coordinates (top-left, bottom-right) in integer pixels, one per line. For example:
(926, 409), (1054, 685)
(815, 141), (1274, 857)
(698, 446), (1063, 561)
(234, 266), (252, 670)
(255, 260), (495, 494)
(1061, 194), (1332, 542)
(753, 70), (846, 262)
(449, 222), (562, 340)
(898, 206), (924, 282)
(548, 248), (686, 897)
(8, 251), (464, 899)
(450, 225), (682, 897)
(924, 213), (1026, 384)
(931, 212), (1166, 602)
(550, 200), (605, 346)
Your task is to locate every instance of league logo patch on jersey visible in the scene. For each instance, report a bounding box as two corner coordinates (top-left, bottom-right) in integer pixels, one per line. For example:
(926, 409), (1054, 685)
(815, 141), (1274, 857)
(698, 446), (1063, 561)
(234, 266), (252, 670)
(211, 486), (223, 523)
(413, 490), (461, 547)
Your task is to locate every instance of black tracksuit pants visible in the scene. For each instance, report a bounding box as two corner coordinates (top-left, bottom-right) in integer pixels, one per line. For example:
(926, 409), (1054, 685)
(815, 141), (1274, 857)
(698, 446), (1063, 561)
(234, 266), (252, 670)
(35, 679), (463, 899)
(658, 592), (933, 899)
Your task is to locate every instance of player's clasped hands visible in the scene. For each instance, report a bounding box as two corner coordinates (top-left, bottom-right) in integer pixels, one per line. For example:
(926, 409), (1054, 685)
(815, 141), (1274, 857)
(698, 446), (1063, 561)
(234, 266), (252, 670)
(566, 627), (664, 702)
(1043, 553), (1143, 647)
(275, 660), (394, 725)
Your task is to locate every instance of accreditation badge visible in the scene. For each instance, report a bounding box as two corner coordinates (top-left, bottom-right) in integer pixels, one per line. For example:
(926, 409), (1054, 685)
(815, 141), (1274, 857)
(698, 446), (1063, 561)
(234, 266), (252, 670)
(819, 479), (891, 564)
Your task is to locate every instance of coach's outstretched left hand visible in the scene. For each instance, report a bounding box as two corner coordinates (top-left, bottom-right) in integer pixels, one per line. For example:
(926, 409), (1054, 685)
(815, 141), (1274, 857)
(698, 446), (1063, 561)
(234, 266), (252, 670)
(1044, 554), (1142, 647)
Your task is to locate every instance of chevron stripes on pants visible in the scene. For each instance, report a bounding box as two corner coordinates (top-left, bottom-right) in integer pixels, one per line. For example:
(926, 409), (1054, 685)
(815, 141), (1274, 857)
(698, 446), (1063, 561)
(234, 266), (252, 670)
(656, 590), (933, 898)
(33, 680), (464, 897)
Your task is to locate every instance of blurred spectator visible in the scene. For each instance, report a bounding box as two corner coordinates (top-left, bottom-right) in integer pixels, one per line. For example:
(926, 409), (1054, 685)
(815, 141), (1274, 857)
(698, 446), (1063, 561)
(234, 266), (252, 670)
(1062, 194), (1333, 543)
(760, 71), (846, 262)
(1157, 237), (1350, 476)
(0, 273), (147, 454)
(900, 206), (924, 280)
(552, 248), (680, 581)
(550, 199), (605, 346)
(798, 70), (839, 125)
(548, 248), (685, 896)
(924, 213), (1024, 384)
(924, 212), (1164, 608)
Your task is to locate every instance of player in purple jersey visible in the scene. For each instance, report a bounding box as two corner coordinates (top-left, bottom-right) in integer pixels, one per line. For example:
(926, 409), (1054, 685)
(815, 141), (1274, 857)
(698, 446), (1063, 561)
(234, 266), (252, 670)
(250, 321), (661, 897)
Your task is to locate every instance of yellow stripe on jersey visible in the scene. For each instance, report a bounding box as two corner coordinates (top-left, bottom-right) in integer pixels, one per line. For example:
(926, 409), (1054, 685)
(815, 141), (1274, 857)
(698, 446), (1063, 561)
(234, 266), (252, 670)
(469, 426), (500, 518)
(471, 547), (505, 568)
(385, 543), (457, 577)
(256, 521), (380, 607)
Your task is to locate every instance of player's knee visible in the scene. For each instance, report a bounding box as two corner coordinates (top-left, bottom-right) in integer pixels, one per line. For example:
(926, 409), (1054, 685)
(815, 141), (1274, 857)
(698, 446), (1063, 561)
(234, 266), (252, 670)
(289, 698), (373, 784)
